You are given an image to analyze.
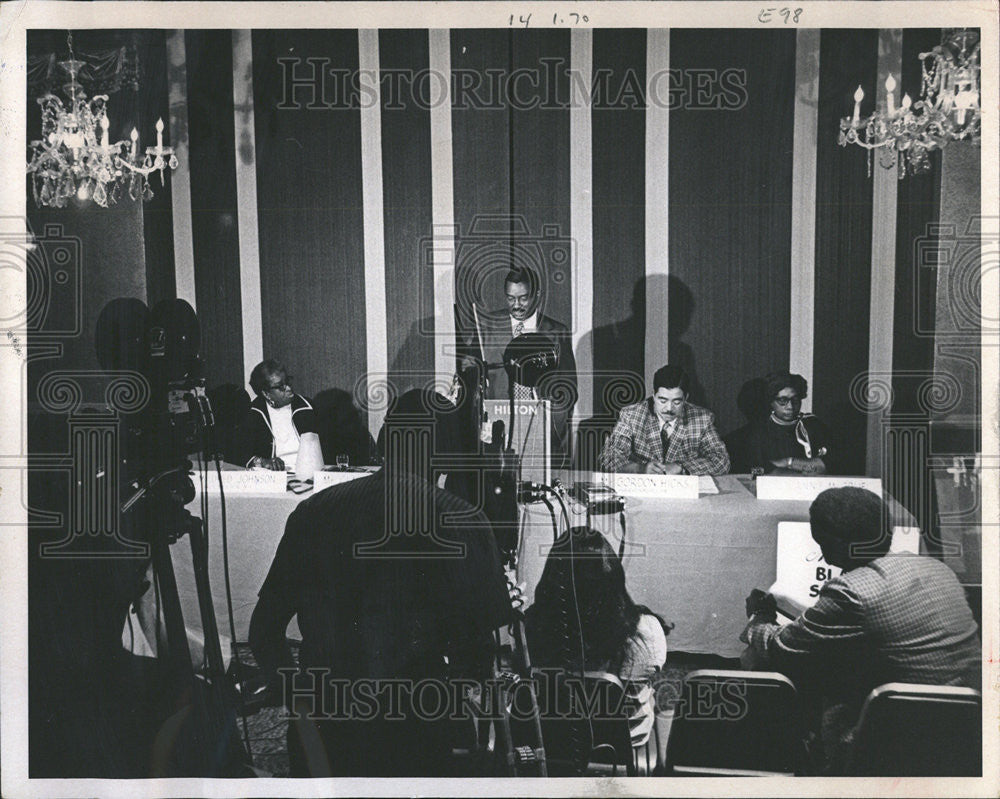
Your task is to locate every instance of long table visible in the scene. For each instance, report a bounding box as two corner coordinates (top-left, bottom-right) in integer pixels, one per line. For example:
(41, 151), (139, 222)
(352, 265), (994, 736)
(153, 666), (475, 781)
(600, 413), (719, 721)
(519, 476), (808, 657)
(135, 472), (913, 664)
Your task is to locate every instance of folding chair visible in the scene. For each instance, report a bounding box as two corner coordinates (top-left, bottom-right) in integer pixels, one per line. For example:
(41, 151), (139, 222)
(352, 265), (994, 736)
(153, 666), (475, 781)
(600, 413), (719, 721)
(847, 682), (982, 776)
(664, 669), (806, 776)
(510, 669), (637, 776)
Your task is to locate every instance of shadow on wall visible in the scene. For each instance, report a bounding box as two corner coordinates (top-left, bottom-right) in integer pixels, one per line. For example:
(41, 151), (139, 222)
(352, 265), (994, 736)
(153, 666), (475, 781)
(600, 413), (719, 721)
(311, 388), (379, 466)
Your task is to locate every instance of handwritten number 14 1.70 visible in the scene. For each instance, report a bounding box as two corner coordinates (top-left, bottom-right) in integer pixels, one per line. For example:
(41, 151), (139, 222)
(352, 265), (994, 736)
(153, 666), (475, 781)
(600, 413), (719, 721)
(508, 12), (590, 27)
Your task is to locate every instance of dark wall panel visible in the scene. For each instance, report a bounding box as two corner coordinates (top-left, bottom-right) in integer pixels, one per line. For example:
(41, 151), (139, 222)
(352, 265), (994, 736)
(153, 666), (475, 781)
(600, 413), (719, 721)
(451, 30), (512, 329)
(380, 30), (435, 393)
(511, 30), (572, 332)
(139, 30), (176, 310)
(25, 30), (150, 405)
(186, 30), (244, 388)
(590, 29), (646, 417)
(669, 29), (796, 435)
(892, 28), (943, 414)
(814, 29), (878, 476)
(252, 30), (367, 402)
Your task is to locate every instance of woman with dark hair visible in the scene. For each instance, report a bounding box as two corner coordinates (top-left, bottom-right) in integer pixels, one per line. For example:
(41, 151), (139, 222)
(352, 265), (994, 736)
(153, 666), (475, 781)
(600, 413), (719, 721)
(726, 370), (833, 475)
(525, 527), (671, 748)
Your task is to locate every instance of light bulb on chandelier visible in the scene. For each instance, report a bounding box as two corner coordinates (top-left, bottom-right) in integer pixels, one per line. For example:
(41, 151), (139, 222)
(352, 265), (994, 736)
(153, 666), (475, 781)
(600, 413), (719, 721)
(26, 31), (179, 208)
(838, 28), (981, 178)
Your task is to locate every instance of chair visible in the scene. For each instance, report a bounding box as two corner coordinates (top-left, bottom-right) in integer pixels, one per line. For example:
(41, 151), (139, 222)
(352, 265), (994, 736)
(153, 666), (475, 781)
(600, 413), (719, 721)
(847, 683), (982, 776)
(664, 669), (806, 776)
(510, 669), (637, 776)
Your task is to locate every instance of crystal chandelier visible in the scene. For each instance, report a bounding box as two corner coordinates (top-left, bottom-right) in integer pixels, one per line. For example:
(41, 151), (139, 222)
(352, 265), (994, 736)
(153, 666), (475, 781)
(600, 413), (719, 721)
(838, 29), (980, 178)
(26, 32), (178, 208)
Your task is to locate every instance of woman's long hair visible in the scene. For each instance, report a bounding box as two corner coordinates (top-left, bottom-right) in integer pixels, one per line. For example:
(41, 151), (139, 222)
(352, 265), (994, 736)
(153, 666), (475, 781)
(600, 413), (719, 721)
(525, 527), (671, 672)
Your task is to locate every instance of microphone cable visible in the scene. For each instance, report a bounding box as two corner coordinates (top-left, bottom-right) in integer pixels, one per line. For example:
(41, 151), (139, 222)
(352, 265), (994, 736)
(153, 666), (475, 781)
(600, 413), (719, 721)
(563, 521), (595, 772)
(197, 404), (252, 760)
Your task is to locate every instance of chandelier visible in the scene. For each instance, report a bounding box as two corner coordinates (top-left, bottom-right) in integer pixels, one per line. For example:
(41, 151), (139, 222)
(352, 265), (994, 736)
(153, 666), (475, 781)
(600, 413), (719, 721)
(26, 32), (178, 208)
(838, 28), (980, 178)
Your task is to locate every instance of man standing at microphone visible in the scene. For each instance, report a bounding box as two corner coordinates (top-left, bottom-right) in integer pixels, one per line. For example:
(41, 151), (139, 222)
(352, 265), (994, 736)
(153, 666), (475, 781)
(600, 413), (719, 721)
(599, 364), (729, 475)
(463, 266), (578, 469)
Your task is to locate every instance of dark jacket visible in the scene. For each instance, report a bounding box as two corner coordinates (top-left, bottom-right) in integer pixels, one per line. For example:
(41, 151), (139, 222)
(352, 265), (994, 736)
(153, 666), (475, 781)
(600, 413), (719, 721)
(460, 310), (578, 467)
(236, 393), (317, 466)
(725, 413), (833, 474)
(744, 553), (981, 772)
(248, 468), (511, 776)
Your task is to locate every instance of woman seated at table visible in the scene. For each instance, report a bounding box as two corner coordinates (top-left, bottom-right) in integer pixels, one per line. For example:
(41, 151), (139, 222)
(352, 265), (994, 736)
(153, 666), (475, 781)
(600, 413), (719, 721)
(525, 527), (671, 752)
(726, 370), (832, 475)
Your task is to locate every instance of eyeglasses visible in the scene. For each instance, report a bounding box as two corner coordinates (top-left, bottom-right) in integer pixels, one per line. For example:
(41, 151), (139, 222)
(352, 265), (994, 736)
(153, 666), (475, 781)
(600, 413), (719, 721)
(264, 377), (292, 392)
(773, 395), (801, 406)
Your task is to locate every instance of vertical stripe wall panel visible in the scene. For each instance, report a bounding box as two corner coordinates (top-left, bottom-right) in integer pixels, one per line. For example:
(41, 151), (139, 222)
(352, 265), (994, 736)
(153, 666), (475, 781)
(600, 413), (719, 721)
(865, 30), (903, 478)
(428, 30), (457, 384)
(813, 29), (878, 477)
(379, 30), (435, 396)
(569, 30), (595, 424)
(789, 28), (820, 413)
(185, 30), (245, 389)
(450, 30), (513, 328)
(166, 30), (195, 311)
(358, 29), (389, 438)
(590, 29), (646, 419)
(669, 29), (796, 437)
(251, 30), (368, 405)
(644, 28), (671, 391)
(510, 31), (573, 333)
(233, 30), (265, 384)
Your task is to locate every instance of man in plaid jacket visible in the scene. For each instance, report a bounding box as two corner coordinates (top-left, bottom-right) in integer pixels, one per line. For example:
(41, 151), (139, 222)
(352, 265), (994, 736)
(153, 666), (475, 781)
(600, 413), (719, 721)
(742, 487), (981, 773)
(598, 364), (730, 475)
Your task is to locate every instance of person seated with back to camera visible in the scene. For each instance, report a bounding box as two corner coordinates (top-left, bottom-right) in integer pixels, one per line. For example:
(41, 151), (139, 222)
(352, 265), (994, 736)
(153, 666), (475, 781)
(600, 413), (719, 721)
(237, 359), (322, 475)
(525, 527), (672, 755)
(598, 364), (729, 475)
(741, 487), (981, 773)
(726, 370), (832, 475)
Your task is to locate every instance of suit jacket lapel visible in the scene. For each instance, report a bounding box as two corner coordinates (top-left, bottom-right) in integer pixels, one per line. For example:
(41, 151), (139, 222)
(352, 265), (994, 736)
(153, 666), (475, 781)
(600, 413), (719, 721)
(641, 399), (660, 461)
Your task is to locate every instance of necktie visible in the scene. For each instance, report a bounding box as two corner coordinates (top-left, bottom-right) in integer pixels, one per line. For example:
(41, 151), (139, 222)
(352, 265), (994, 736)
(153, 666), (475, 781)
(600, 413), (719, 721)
(512, 322), (532, 399)
(660, 423), (671, 461)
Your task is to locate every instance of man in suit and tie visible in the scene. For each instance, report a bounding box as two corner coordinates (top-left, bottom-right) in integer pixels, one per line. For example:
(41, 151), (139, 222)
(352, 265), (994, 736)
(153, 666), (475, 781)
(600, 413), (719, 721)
(464, 266), (578, 468)
(598, 364), (729, 475)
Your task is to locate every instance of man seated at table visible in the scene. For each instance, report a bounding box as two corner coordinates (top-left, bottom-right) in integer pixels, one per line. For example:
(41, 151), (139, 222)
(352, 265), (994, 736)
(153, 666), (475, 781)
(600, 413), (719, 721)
(741, 487), (981, 773)
(248, 388), (512, 776)
(598, 364), (729, 475)
(236, 359), (321, 472)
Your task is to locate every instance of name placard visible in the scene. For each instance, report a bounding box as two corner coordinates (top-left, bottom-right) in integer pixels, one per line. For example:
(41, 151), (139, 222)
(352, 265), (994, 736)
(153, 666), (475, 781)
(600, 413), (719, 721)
(755, 475), (882, 502)
(595, 472), (700, 499)
(312, 469), (372, 492)
(771, 521), (921, 617)
(200, 468), (287, 494)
